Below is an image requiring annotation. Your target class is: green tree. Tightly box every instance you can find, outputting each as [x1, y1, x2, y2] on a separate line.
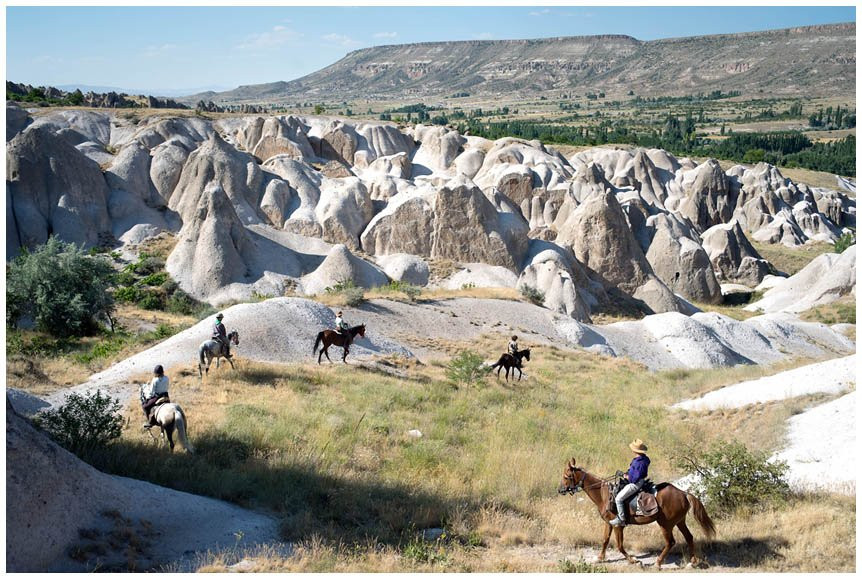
[6, 237, 116, 337]
[67, 89, 84, 106]
[313, 104, 326, 115]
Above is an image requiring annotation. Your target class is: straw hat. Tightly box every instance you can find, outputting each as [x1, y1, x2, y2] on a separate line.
[629, 438, 648, 454]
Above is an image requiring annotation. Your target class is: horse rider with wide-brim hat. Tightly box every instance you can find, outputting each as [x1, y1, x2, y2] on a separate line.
[609, 438, 651, 527]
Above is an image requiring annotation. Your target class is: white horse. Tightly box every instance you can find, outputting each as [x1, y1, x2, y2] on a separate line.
[146, 402, 194, 453]
[198, 329, 239, 377]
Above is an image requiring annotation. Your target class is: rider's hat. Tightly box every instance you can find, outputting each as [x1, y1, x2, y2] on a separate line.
[216, 312, 224, 319]
[629, 438, 648, 454]
[154, 364, 164, 376]
[336, 310, 343, 315]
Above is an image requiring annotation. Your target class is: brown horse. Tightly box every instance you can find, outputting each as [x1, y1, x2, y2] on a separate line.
[490, 348, 531, 381]
[313, 324, 366, 364]
[558, 457, 716, 569]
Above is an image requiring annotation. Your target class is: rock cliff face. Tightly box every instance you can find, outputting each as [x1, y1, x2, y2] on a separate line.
[184, 23, 855, 102]
[6, 109, 855, 317]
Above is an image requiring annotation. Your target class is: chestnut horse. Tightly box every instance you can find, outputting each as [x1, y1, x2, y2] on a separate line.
[313, 324, 366, 364]
[558, 457, 715, 569]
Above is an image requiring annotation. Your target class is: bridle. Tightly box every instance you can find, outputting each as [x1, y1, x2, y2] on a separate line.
[562, 467, 617, 495]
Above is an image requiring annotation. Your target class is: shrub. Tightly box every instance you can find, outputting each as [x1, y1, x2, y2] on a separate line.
[32, 391, 123, 456]
[343, 286, 366, 306]
[445, 350, 486, 387]
[383, 280, 422, 301]
[674, 440, 790, 514]
[558, 558, 608, 573]
[114, 286, 140, 303]
[834, 231, 856, 253]
[325, 279, 365, 306]
[137, 290, 164, 310]
[6, 237, 116, 337]
[138, 272, 169, 287]
[519, 284, 545, 306]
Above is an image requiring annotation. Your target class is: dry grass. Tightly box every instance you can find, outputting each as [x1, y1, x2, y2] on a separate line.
[799, 296, 856, 326]
[751, 240, 835, 276]
[70, 338, 852, 572]
[690, 301, 759, 321]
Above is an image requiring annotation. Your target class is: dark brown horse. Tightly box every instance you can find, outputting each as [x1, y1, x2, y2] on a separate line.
[490, 348, 531, 381]
[313, 324, 366, 364]
[558, 457, 716, 569]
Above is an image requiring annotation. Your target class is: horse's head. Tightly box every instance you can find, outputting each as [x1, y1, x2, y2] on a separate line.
[229, 329, 240, 345]
[356, 324, 366, 338]
[558, 457, 585, 495]
[523, 348, 531, 361]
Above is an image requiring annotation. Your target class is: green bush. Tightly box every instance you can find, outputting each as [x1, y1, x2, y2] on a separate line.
[674, 440, 790, 514]
[139, 272, 169, 286]
[137, 290, 164, 311]
[115, 271, 137, 287]
[558, 559, 608, 573]
[519, 284, 545, 306]
[6, 237, 116, 337]
[32, 391, 123, 456]
[445, 350, 486, 387]
[114, 286, 140, 303]
[325, 279, 366, 306]
[834, 231, 856, 253]
[383, 280, 422, 301]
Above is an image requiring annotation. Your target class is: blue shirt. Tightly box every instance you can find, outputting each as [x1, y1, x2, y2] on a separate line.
[627, 454, 650, 483]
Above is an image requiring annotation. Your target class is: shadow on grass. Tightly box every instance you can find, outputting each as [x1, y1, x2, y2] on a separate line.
[81, 430, 480, 549]
[703, 536, 791, 568]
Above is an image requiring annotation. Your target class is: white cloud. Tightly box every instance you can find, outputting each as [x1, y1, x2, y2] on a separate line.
[473, 32, 493, 40]
[529, 9, 551, 16]
[236, 26, 299, 50]
[373, 31, 398, 39]
[322, 32, 362, 47]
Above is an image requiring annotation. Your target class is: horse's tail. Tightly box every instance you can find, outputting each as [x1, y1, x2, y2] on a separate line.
[313, 331, 324, 355]
[174, 407, 194, 454]
[687, 492, 716, 540]
[198, 343, 206, 377]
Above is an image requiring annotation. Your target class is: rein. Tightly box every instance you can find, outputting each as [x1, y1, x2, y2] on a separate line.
[570, 471, 618, 494]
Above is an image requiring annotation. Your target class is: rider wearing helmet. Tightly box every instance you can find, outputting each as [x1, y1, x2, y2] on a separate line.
[141, 365, 170, 429]
[212, 312, 229, 357]
[609, 439, 651, 527]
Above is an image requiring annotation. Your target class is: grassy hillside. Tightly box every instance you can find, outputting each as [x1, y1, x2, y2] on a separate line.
[69, 335, 853, 572]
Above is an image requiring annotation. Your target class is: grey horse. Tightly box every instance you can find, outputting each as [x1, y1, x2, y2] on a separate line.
[145, 402, 195, 453]
[198, 329, 239, 377]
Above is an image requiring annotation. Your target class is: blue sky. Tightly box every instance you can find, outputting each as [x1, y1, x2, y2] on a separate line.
[6, 6, 856, 95]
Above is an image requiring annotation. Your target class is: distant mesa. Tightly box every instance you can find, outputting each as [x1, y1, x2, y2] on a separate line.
[182, 22, 855, 104]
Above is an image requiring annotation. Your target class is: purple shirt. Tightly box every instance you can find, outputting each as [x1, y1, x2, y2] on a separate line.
[627, 454, 650, 483]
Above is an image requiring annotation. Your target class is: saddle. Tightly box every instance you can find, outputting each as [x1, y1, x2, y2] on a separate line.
[607, 479, 660, 518]
[147, 395, 171, 421]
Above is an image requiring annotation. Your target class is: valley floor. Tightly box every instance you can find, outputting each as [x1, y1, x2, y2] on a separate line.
[7, 316, 855, 571]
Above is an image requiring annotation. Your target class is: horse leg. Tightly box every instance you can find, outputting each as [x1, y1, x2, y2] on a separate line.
[517, 366, 523, 381]
[343, 345, 348, 363]
[324, 346, 333, 363]
[496, 364, 502, 379]
[676, 521, 697, 566]
[598, 522, 612, 562]
[227, 356, 235, 370]
[165, 424, 176, 452]
[655, 524, 676, 570]
[614, 526, 638, 565]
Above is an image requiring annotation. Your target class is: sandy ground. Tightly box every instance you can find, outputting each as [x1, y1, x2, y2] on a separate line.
[673, 355, 856, 410]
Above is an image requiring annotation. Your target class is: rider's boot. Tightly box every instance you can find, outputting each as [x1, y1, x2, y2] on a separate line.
[609, 500, 627, 527]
